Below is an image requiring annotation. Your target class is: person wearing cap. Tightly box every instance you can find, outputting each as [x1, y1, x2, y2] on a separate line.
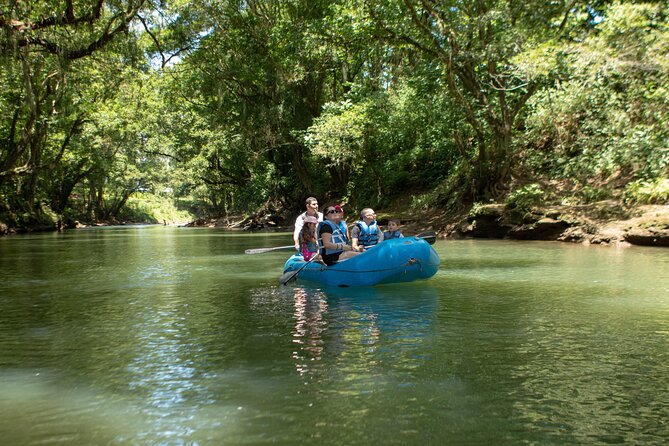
[298, 215, 320, 261]
[293, 196, 323, 250]
[318, 205, 360, 265]
[351, 208, 384, 251]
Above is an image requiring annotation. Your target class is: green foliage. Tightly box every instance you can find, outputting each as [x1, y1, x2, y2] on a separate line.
[505, 184, 544, 210]
[120, 194, 194, 224]
[520, 1, 669, 197]
[410, 160, 474, 213]
[2, 0, 668, 233]
[624, 178, 669, 205]
[468, 202, 489, 218]
[305, 99, 369, 166]
[305, 79, 461, 209]
[0, 0, 155, 226]
[576, 186, 613, 204]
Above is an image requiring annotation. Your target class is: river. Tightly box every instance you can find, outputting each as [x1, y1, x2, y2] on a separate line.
[1, 226, 668, 444]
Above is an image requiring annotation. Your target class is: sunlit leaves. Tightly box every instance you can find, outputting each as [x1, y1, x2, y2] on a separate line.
[510, 41, 567, 81]
[521, 1, 669, 193]
[304, 99, 369, 166]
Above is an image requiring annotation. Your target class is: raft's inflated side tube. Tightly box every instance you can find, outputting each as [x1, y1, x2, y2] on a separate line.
[282, 237, 440, 287]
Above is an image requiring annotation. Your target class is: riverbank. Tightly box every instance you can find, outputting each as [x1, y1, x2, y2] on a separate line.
[0, 217, 190, 237]
[423, 202, 669, 248]
[184, 201, 669, 249]
[3, 201, 667, 248]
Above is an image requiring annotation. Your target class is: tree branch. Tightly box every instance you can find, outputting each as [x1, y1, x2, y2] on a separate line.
[0, 164, 34, 179]
[559, 1, 578, 32]
[9, 1, 146, 60]
[9, 1, 105, 31]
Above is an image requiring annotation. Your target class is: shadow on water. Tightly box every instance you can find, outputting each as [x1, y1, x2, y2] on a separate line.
[247, 282, 440, 375]
[241, 283, 488, 444]
[291, 283, 440, 371]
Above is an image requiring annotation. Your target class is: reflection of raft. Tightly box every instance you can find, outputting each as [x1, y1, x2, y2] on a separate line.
[282, 237, 441, 287]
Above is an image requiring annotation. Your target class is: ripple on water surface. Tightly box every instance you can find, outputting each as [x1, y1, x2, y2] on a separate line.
[0, 231, 668, 444]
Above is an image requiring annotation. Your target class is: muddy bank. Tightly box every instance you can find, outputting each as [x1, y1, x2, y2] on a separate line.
[439, 202, 669, 248]
[5, 202, 665, 249]
[183, 213, 285, 231]
[185, 202, 669, 249]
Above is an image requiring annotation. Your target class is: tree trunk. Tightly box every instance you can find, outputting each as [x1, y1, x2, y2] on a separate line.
[327, 164, 351, 196]
[290, 143, 314, 192]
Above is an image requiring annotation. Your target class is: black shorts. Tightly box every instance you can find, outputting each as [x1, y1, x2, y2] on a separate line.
[321, 251, 341, 265]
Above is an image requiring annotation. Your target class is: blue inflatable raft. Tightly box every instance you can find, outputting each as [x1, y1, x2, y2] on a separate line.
[282, 236, 440, 287]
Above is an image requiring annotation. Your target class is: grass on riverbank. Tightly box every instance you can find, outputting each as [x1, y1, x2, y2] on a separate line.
[119, 194, 194, 225]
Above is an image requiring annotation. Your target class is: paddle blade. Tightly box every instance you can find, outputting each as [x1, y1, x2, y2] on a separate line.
[416, 231, 437, 245]
[420, 235, 436, 244]
[245, 245, 294, 254]
[279, 255, 318, 285]
[279, 270, 299, 285]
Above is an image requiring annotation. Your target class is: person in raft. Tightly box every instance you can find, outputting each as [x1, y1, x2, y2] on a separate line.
[298, 216, 320, 262]
[351, 208, 384, 252]
[318, 205, 360, 265]
[383, 218, 404, 240]
[293, 196, 323, 250]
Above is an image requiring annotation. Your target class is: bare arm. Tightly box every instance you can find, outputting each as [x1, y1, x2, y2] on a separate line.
[293, 217, 303, 248]
[350, 225, 362, 251]
[321, 232, 353, 252]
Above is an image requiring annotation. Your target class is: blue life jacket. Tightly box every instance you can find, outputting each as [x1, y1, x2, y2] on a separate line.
[383, 230, 403, 240]
[318, 220, 348, 255]
[355, 221, 380, 248]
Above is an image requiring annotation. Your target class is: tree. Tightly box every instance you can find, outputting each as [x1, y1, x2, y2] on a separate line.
[520, 1, 669, 200]
[157, 0, 364, 211]
[0, 0, 149, 216]
[370, 0, 597, 199]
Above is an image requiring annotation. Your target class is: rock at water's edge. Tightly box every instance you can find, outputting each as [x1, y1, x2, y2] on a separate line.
[455, 203, 669, 247]
[624, 229, 669, 247]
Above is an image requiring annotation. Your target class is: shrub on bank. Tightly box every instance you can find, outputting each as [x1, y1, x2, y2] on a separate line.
[505, 184, 544, 211]
[624, 178, 669, 205]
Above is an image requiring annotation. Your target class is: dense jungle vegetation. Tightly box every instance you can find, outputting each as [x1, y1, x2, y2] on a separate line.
[1, 1, 667, 232]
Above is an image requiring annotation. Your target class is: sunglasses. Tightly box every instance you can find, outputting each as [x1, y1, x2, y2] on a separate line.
[326, 209, 341, 215]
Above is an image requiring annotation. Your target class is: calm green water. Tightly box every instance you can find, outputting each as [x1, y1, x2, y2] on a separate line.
[1, 226, 668, 445]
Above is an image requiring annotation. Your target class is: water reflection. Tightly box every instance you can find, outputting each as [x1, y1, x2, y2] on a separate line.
[286, 285, 439, 381]
[291, 287, 328, 375]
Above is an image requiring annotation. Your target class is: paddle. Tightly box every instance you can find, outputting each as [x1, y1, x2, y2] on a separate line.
[416, 230, 437, 245]
[245, 245, 295, 255]
[279, 254, 318, 285]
